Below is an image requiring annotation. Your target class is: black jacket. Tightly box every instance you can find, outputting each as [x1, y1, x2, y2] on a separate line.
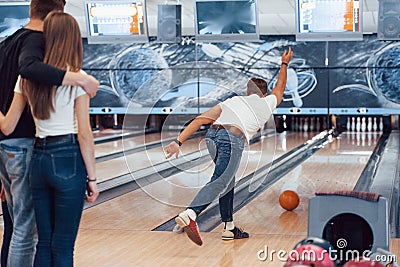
[0, 28, 66, 140]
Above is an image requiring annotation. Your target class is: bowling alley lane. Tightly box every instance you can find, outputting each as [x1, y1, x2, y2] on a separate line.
[95, 135, 206, 183]
[79, 132, 312, 232]
[213, 132, 381, 238]
[92, 128, 142, 142]
[94, 131, 179, 158]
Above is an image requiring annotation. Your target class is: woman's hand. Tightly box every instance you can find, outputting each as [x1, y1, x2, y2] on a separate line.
[86, 181, 99, 203]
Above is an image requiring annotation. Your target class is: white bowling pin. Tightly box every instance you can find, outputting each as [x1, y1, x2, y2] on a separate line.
[373, 117, 378, 131]
[351, 117, 356, 132]
[310, 117, 314, 132]
[323, 117, 327, 130]
[316, 117, 320, 132]
[283, 115, 287, 130]
[303, 117, 309, 132]
[361, 117, 366, 132]
[356, 117, 361, 132]
[379, 117, 384, 132]
[293, 117, 297, 131]
[346, 117, 351, 131]
[299, 117, 303, 132]
[367, 117, 372, 132]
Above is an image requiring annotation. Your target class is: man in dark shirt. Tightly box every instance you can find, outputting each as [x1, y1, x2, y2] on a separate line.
[0, 0, 99, 266]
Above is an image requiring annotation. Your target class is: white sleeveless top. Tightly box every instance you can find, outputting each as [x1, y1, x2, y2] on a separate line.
[14, 76, 86, 138]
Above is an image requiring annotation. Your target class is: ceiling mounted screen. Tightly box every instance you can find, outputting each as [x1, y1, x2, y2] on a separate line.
[296, 0, 363, 41]
[194, 0, 259, 43]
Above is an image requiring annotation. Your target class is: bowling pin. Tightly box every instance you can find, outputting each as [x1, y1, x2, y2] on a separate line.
[316, 117, 320, 132]
[351, 117, 356, 132]
[356, 117, 361, 132]
[367, 117, 372, 132]
[361, 117, 366, 132]
[346, 117, 351, 131]
[309, 117, 314, 132]
[373, 117, 378, 131]
[322, 117, 327, 130]
[303, 117, 309, 132]
[299, 117, 303, 132]
[279, 131, 287, 151]
[379, 117, 384, 132]
[283, 115, 287, 130]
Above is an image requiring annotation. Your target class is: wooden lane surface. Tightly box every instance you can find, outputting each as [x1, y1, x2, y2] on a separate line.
[75, 230, 302, 267]
[79, 132, 310, 232]
[210, 132, 380, 240]
[92, 128, 130, 139]
[74, 230, 400, 266]
[74, 132, 400, 266]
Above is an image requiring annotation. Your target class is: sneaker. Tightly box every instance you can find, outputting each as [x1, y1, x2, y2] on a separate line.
[172, 224, 184, 234]
[175, 212, 203, 246]
[222, 226, 249, 241]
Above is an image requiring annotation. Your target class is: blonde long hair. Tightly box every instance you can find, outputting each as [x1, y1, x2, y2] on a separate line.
[21, 11, 83, 120]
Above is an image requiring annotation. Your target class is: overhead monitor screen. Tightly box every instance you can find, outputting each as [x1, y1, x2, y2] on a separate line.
[195, 0, 259, 42]
[296, 0, 362, 41]
[85, 0, 148, 44]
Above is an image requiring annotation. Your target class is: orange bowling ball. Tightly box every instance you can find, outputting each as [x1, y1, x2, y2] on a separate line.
[279, 190, 300, 211]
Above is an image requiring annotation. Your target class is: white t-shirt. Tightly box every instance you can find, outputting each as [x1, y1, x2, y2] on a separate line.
[214, 94, 277, 141]
[14, 76, 87, 138]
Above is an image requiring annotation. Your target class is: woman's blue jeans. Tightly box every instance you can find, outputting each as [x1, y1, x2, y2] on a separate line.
[30, 135, 86, 267]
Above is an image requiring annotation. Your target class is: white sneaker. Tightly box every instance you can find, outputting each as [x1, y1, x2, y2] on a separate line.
[172, 224, 184, 234]
[175, 210, 203, 246]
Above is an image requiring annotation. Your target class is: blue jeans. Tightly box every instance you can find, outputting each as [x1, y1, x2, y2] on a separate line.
[0, 138, 36, 267]
[30, 135, 86, 267]
[190, 128, 244, 222]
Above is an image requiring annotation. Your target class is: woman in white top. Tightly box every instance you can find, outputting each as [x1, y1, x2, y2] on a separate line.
[0, 11, 98, 266]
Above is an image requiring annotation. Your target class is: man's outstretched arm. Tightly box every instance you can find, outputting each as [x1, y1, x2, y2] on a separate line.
[164, 104, 222, 159]
[18, 33, 99, 97]
[61, 72, 99, 98]
[271, 47, 294, 105]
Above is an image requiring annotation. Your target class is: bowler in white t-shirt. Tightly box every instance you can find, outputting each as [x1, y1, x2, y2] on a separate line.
[164, 48, 294, 246]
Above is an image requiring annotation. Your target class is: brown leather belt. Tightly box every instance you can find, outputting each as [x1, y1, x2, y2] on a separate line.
[211, 124, 244, 138]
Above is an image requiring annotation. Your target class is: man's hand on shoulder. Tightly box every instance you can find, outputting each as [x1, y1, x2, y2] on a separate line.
[80, 74, 99, 98]
[63, 71, 99, 98]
